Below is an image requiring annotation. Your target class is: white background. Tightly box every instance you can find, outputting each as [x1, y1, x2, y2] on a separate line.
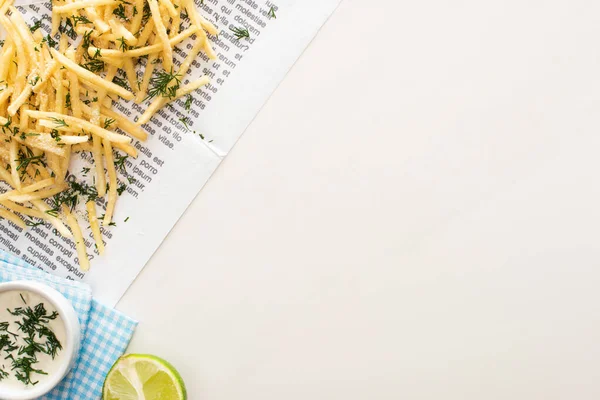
[118, 1, 600, 398]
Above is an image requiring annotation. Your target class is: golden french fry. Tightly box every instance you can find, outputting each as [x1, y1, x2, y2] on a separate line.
[137, 77, 209, 125]
[19, 178, 55, 193]
[9, 139, 20, 190]
[148, 0, 172, 71]
[27, 110, 132, 144]
[62, 204, 90, 271]
[54, 0, 116, 13]
[72, 142, 93, 152]
[86, 200, 105, 255]
[50, 49, 134, 100]
[102, 138, 117, 226]
[0, 206, 25, 228]
[3, 183, 67, 203]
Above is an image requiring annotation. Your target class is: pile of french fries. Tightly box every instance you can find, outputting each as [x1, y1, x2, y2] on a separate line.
[0, 0, 215, 270]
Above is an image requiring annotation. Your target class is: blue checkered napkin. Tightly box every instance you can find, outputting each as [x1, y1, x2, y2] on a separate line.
[66, 301, 137, 399]
[0, 250, 137, 400]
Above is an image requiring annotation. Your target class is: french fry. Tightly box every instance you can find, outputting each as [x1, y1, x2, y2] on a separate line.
[135, 53, 158, 103]
[85, 6, 110, 32]
[86, 200, 105, 255]
[112, 142, 137, 157]
[0, 163, 14, 186]
[122, 58, 138, 95]
[8, 9, 38, 66]
[147, 0, 172, 71]
[59, 144, 71, 182]
[26, 111, 133, 144]
[0, 88, 12, 108]
[169, 0, 180, 39]
[137, 19, 155, 47]
[72, 142, 93, 152]
[68, 70, 82, 118]
[102, 138, 117, 226]
[129, 0, 144, 34]
[137, 77, 209, 125]
[9, 139, 20, 190]
[19, 178, 55, 193]
[158, 0, 177, 17]
[62, 204, 90, 271]
[109, 19, 137, 46]
[0, 41, 14, 81]
[0, 206, 25, 228]
[2, 183, 67, 203]
[12, 133, 68, 157]
[54, 0, 116, 13]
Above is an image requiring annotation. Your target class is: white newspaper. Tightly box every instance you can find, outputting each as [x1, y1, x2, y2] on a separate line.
[0, 0, 342, 306]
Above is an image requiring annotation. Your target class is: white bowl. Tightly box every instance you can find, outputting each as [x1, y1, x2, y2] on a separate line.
[0, 281, 81, 400]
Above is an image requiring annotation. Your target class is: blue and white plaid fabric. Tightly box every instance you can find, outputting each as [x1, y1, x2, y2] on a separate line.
[0, 249, 137, 400]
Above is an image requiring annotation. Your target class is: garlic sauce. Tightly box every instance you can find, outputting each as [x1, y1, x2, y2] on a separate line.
[0, 290, 66, 390]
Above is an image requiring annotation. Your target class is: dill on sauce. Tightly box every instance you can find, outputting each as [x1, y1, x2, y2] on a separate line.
[0, 296, 63, 386]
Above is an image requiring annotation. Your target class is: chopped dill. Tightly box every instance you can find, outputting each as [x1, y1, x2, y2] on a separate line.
[230, 26, 250, 40]
[113, 3, 129, 21]
[112, 76, 130, 90]
[146, 70, 181, 100]
[141, 1, 151, 25]
[81, 58, 105, 73]
[184, 94, 193, 111]
[103, 118, 116, 129]
[42, 34, 57, 49]
[50, 118, 68, 128]
[72, 15, 92, 26]
[29, 19, 42, 33]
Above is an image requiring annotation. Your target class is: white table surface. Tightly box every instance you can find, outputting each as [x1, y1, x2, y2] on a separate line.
[117, 1, 600, 398]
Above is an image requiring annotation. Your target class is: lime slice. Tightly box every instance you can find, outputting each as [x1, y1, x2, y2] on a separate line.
[103, 354, 187, 400]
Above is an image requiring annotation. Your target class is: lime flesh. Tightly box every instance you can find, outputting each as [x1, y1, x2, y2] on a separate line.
[103, 354, 187, 400]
